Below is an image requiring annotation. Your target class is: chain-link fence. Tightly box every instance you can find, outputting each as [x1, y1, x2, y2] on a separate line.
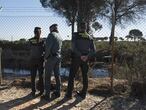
[1, 15, 146, 41]
[0, 16, 72, 41]
[0, 15, 146, 85]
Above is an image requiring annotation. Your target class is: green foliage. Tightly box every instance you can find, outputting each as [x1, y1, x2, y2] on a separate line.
[1, 38, 146, 82]
[40, 0, 105, 33]
[114, 41, 146, 83]
[40, 0, 78, 25]
[101, 0, 146, 44]
[102, 0, 146, 25]
[92, 22, 102, 31]
[0, 40, 29, 50]
[94, 41, 109, 50]
[62, 40, 71, 49]
[129, 29, 143, 41]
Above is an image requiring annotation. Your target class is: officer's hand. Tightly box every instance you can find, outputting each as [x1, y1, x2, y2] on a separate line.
[84, 56, 88, 61]
[81, 56, 88, 62]
[81, 56, 85, 61]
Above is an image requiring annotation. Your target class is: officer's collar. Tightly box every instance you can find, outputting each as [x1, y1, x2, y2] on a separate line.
[34, 36, 42, 42]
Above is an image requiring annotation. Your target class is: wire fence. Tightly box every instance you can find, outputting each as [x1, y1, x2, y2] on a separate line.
[0, 16, 72, 41]
[0, 11, 146, 41]
[0, 14, 146, 84]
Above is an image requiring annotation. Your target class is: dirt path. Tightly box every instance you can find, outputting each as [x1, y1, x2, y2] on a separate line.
[0, 86, 105, 110]
[0, 78, 146, 110]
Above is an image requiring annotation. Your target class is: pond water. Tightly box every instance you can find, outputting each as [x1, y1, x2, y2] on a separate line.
[3, 67, 109, 78]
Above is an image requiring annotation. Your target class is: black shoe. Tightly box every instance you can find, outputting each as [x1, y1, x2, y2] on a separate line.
[38, 91, 44, 96]
[76, 91, 86, 99]
[65, 93, 72, 99]
[52, 92, 60, 98]
[30, 92, 35, 97]
[41, 94, 50, 101]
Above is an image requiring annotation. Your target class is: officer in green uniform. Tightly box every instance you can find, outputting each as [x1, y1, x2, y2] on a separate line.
[29, 27, 44, 96]
[66, 22, 96, 99]
[43, 24, 62, 100]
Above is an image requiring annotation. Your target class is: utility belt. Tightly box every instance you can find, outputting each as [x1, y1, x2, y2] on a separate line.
[71, 52, 88, 58]
[81, 53, 88, 56]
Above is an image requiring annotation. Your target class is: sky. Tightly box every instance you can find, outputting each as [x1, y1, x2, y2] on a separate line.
[0, 0, 146, 41]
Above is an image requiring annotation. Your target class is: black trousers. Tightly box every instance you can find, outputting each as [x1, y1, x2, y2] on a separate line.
[30, 59, 44, 93]
[67, 57, 89, 96]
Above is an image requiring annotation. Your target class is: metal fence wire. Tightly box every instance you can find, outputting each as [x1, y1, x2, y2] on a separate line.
[0, 15, 146, 83]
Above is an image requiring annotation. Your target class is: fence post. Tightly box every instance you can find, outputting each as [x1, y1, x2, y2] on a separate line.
[0, 48, 2, 85]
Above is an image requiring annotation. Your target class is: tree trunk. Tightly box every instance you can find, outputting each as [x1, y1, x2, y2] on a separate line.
[0, 48, 2, 85]
[71, 17, 75, 40]
[110, 4, 116, 91]
[77, 0, 85, 31]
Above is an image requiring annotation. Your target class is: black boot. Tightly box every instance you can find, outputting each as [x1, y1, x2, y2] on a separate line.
[76, 91, 86, 99]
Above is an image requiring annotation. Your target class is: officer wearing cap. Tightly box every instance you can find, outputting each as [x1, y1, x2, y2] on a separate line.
[29, 27, 45, 96]
[66, 22, 96, 99]
[43, 24, 62, 100]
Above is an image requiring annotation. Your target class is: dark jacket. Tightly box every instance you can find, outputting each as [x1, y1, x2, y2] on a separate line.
[45, 32, 62, 59]
[29, 37, 45, 60]
[72, 32, 96, 57]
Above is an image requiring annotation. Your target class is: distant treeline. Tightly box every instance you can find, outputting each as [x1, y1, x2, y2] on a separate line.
[0, 40, 72, 69]
[1, 39, 144, 70]
[0, 41, 30, 69]
[0, 40, 110, 70]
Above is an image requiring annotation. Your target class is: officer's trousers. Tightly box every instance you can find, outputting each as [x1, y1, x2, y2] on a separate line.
[44, 57, 61, 96]
[30, 59, 44, 93]
[67, 57, 89, 96]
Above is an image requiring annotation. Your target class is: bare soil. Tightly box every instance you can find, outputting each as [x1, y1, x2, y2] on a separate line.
[0, 77, 146, 110]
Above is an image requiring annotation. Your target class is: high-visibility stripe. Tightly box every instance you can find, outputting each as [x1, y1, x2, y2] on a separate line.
[79, 32, 89, 38]
[30, 39, 43, 44]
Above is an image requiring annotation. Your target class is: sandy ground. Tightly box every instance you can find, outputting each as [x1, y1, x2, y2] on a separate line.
[0, 77, 146, 110]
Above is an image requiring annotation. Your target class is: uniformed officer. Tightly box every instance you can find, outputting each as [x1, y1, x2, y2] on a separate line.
[43, 24, 62, 100]
[29, 27, 44, 96]
[66, 22, 96, 99]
